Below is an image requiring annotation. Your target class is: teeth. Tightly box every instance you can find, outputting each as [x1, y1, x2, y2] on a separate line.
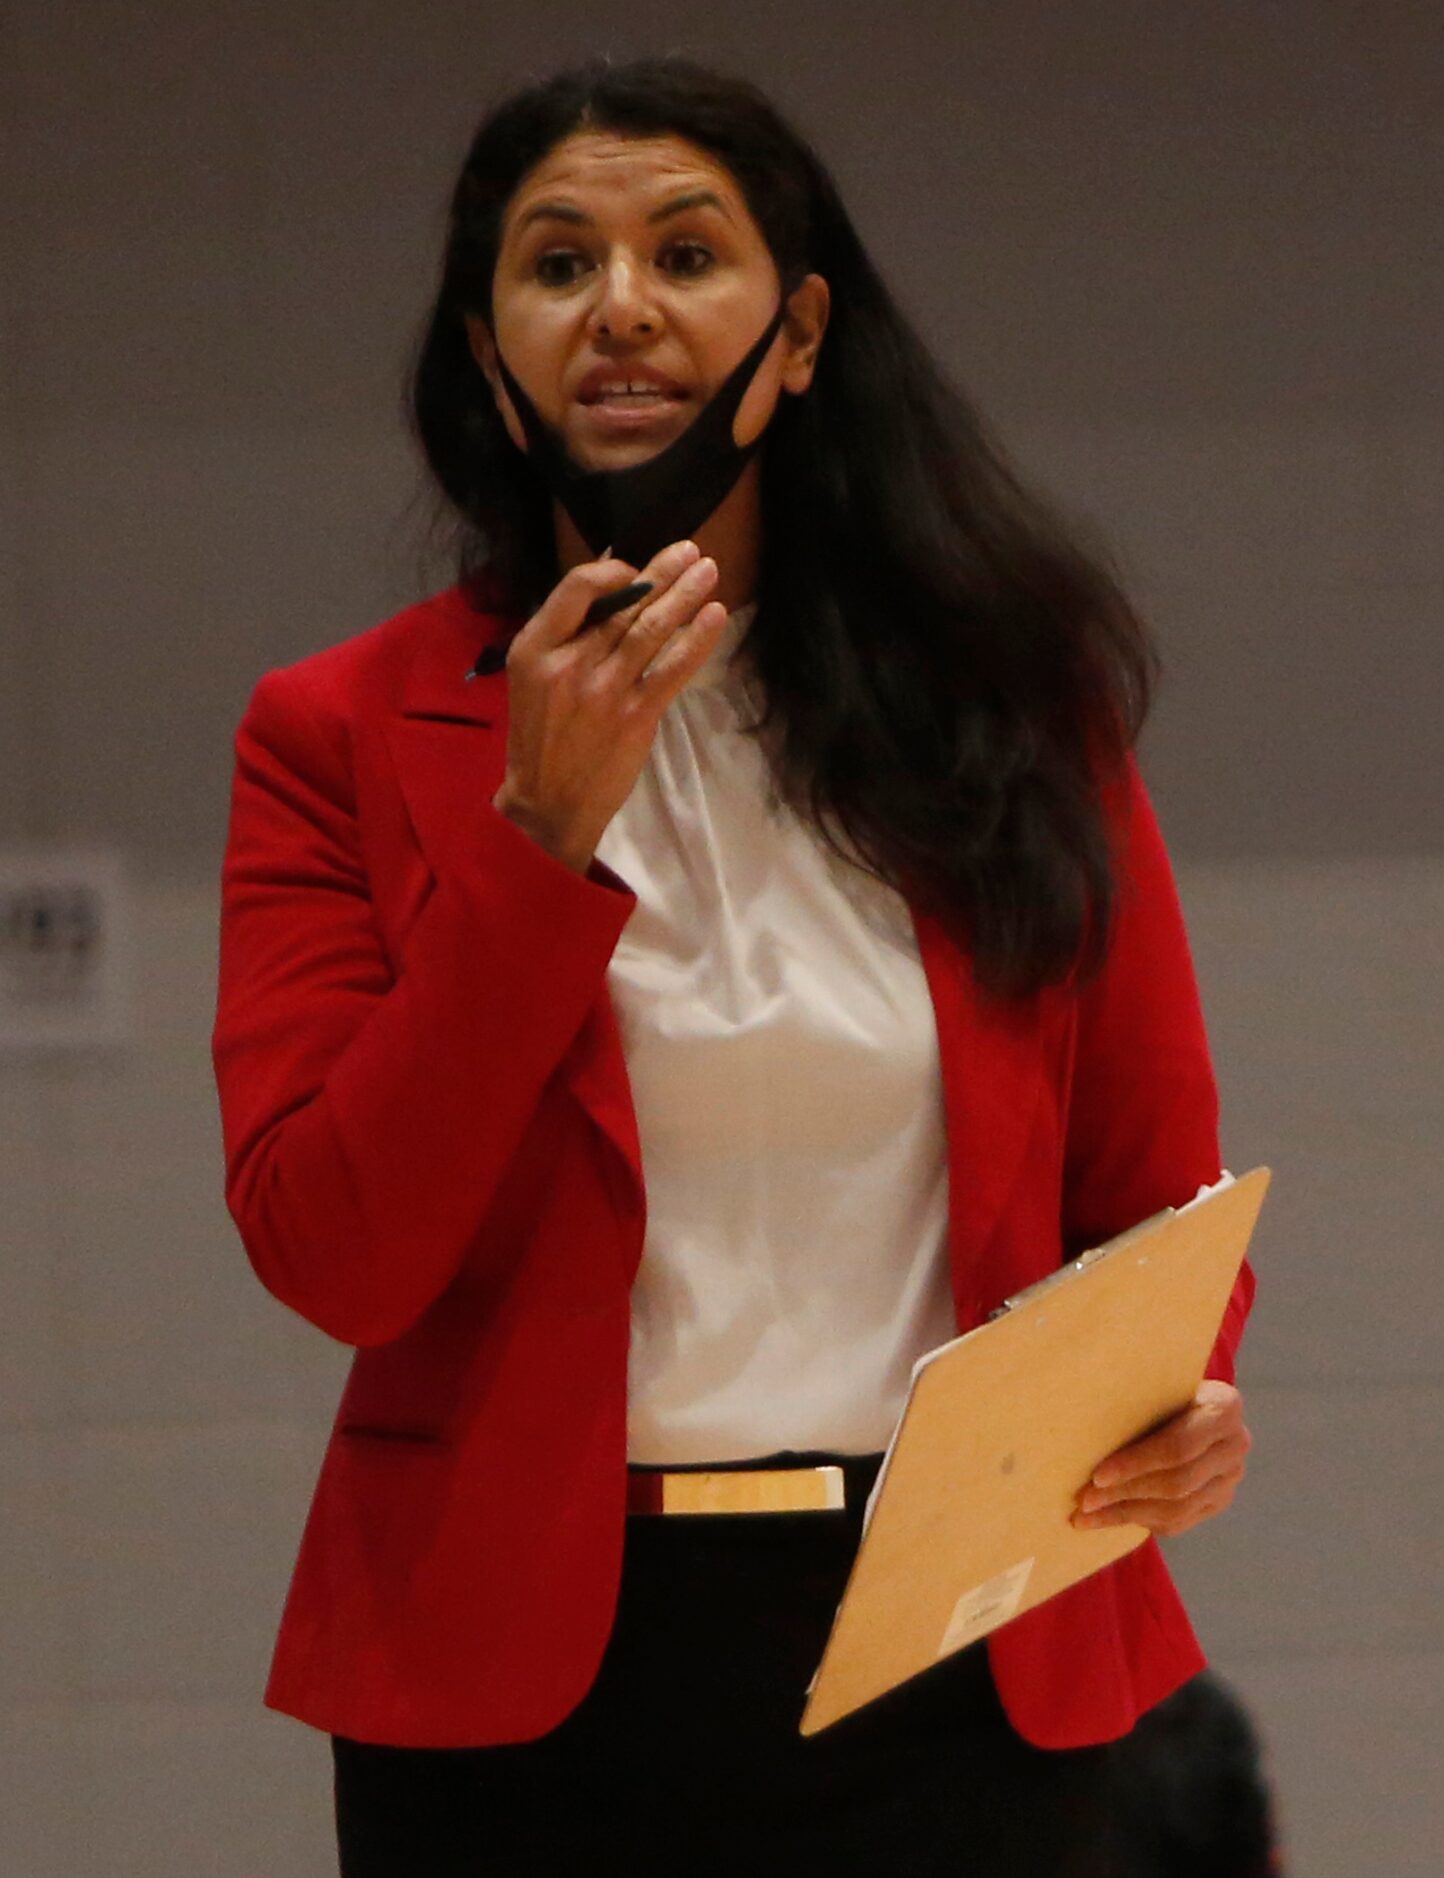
[593, 384, 672, 400]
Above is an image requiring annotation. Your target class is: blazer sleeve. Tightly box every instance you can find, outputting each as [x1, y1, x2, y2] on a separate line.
[1061, 753, 1255, 1385]
[211, 665, 638, 1348]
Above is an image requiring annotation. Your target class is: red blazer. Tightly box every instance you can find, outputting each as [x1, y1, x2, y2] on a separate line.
[212, 583, 1254, 1752]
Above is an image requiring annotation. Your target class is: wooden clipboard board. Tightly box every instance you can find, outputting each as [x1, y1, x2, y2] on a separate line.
[799, 1166, 1271, 1736]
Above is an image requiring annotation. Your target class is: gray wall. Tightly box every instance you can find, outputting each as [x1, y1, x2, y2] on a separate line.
[2, 3, 1440, 1873]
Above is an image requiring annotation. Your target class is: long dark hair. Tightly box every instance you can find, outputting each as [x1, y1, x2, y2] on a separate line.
[409, 53, 1159, 1003]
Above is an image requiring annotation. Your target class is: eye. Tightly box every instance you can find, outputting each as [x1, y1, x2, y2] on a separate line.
[661, 241, 714, 276]
[535, 249, 586, 286]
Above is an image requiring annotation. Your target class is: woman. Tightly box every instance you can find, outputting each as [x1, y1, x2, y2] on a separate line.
[212, 53, 1255, 1876]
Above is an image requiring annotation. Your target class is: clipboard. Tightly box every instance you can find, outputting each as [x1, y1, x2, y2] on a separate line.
[798, 1166, 1271, 1736]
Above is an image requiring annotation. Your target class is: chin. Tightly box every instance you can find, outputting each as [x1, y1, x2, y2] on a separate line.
[569, 434, 673, 470]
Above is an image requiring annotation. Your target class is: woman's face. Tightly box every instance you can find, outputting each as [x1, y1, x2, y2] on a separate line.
[466, 129, 828, 473]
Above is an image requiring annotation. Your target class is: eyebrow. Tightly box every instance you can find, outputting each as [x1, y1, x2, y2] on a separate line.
[512, 188, 732, 237]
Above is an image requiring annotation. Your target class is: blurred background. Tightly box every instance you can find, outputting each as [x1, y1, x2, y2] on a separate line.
[2, 3, 1439, 1871]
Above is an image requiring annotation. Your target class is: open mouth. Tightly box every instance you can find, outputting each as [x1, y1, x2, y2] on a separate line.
[580, 392, 689, 429]
[582, 390, 686, 410]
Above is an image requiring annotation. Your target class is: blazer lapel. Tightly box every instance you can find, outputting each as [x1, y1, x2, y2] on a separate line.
[386, 599, 510, 850]
[383, 596, 648, 1224]
[912, 905, 1051, 1327]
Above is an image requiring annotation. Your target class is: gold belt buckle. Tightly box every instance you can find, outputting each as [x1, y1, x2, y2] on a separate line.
[653, 1464, 846, 1515]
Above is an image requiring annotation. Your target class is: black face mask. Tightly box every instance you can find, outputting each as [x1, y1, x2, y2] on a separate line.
[490, 294, 792, 572]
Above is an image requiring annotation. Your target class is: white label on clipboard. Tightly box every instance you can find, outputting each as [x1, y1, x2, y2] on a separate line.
[937, 1557, 1034, 1658]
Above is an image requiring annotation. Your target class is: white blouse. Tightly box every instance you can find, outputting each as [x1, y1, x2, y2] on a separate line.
[593, 602, 958, 1465]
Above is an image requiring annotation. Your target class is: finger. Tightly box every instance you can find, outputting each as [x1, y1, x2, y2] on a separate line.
[527, 558, 644, 651]
[1079, 1438, 1247, 1510]
[1092, 1390, 1243, 1489]
[1090, 1422, 1208, 1491]
[578, 538, 706, 653]
[1072, 1480, 1237, 1538]
[627, 599, 731, 701]
[583, 579, 655, 627]
[582, 532, 715, 628]
[605, 553, 720, 682]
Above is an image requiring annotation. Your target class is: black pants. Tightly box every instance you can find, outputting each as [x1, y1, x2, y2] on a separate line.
[333, 1450, 1115, 1875]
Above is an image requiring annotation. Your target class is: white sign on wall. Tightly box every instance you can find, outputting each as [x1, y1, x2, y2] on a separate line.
[0, 848, 133, 1050]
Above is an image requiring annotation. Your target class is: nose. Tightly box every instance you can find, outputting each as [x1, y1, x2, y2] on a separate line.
[585, 252, 661, 338]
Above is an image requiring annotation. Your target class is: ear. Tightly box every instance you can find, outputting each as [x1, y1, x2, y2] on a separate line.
[463, 312, 529, 453]
[781, 273, 830, 397]
[463, 313, 499, 394]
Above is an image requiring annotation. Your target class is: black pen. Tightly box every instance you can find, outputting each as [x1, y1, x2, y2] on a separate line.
[583, 579, 653, 627]
[467, 562, 652, 678]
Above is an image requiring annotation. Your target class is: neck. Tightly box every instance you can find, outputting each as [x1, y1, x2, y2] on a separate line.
[554, 456, 762, 617]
